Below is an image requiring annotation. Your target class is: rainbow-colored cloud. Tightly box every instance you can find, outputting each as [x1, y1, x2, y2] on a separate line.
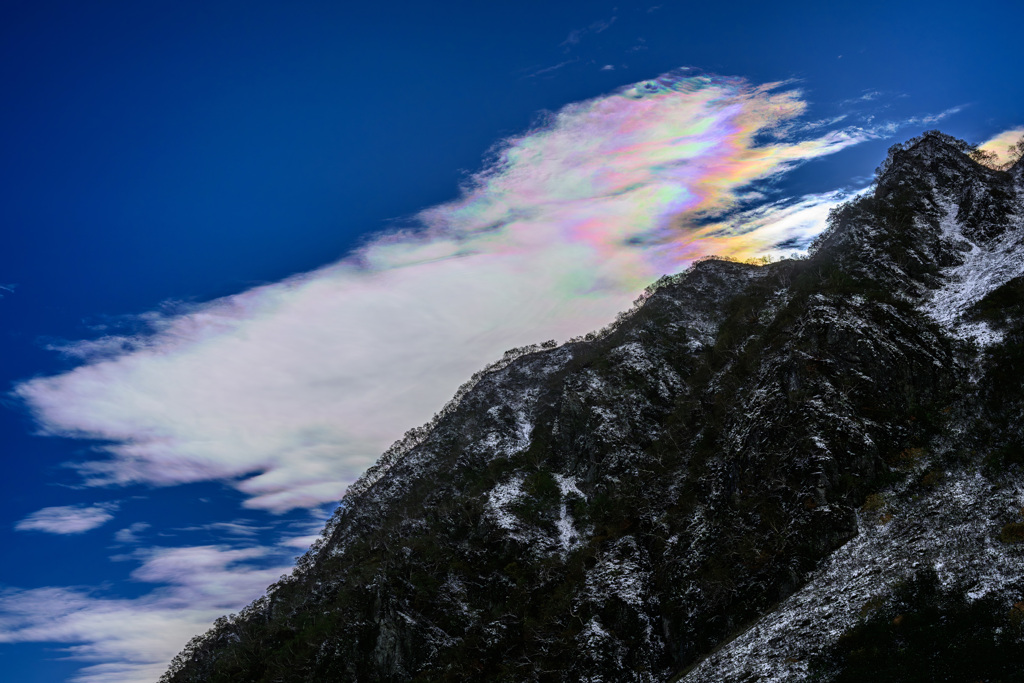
[15, 72, 868, 512]
[978, 126, 1024, 167]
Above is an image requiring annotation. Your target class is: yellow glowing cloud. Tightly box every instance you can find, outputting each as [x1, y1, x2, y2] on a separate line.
[978, 127, 1024, 167]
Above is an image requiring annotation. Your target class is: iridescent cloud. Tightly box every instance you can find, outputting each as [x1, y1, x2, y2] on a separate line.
[14, 72, 868, 513]
[978, 126, 1024, 166]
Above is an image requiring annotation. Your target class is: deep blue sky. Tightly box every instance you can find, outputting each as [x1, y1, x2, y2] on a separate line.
[2, 1, 1022, 680]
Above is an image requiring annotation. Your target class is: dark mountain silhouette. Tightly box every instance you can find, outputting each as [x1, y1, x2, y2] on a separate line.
[162, 131, 1024, 682]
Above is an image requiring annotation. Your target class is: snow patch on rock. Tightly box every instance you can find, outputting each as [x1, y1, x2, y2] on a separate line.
[486, 474, 526, 532]
[921, 195, 1024, 346]
[682, 461, 1024, 682]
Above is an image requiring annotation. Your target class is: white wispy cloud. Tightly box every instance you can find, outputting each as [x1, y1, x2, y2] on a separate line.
[838, 90, 884, 107]
[525, 58, 580, 78]
[0, 545, 291, 683]
[11, 72, 882, 515]
[561, 16, 617, 47]
[280, 534, 321, 550]
[869, 105, 965, 135]
[177, 520, 271, 537]
[15, 503, 119, 535]
[691, 189, 865, 258]
[113, 522, 150, 544]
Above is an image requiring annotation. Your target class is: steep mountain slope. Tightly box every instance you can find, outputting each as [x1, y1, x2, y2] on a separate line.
[162, 132, 1024, 682]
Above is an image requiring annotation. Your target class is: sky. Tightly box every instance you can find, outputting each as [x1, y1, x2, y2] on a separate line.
[1, 1, 1022, 680]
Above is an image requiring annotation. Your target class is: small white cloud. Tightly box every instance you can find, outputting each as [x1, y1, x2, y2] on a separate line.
[114, 522, 150, 544]
[15, 503, 119, 535]
[601, 64, 615, 71]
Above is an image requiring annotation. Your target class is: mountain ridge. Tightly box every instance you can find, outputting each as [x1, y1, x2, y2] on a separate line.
[162, 131, 1024, 682]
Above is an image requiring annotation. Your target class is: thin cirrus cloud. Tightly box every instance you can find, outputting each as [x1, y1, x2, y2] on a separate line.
[0, 545, 292, 683]
[14, 503, 119, 535]
[15, 71, 878, 514]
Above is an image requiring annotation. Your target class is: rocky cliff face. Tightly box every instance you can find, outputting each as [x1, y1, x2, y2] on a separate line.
[162, 132, 1024, 682]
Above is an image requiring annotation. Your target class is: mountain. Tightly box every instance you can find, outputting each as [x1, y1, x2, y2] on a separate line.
[161, 131, 1024, 682]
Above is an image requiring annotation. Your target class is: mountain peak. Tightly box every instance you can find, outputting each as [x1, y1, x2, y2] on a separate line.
[875, 130, 981, 191]
[163, 134, 1024, 683]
